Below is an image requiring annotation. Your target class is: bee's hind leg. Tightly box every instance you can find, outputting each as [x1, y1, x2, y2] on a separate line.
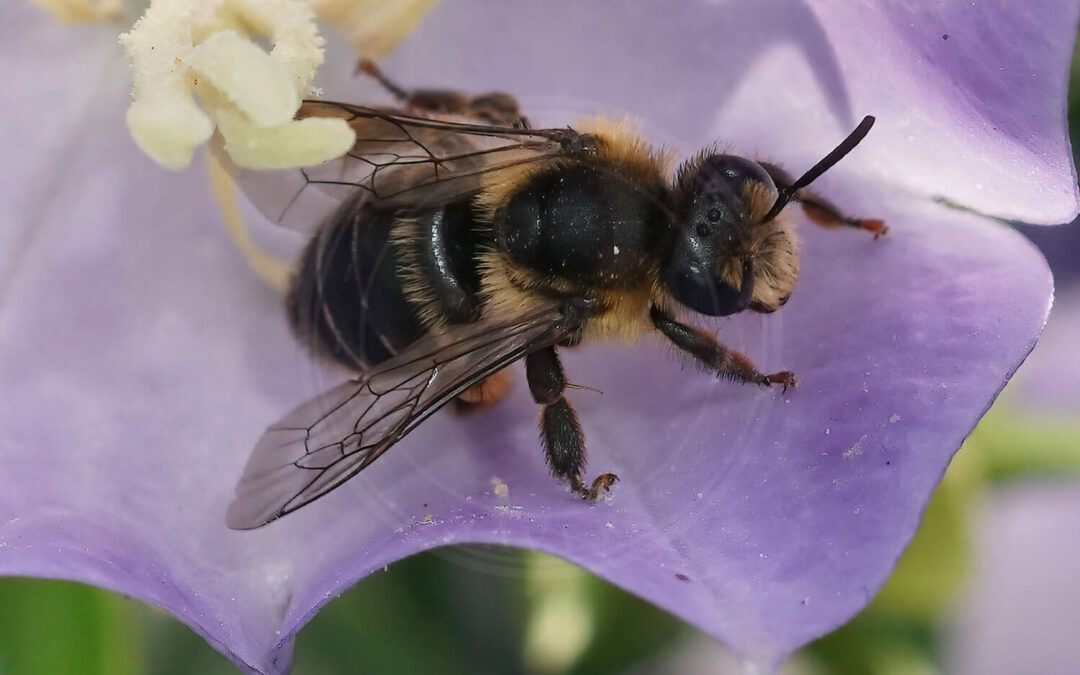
[356, 58, 529, 128]
[454, 368, 514, 413]
[759, 162, 887, 237]
[525, 346, 618, 500]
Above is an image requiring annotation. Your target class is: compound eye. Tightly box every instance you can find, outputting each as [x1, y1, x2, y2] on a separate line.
[700, 155, 775, 191]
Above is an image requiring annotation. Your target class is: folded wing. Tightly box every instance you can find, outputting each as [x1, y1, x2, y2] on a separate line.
[226, 303, 569, 529]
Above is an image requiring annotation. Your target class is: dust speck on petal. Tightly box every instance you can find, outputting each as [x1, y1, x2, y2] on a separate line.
[843, 435, 868, 459]
[494, 505, 524, 519]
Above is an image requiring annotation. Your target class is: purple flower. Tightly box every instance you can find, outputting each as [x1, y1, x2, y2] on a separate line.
[1, 1, 1076, 672]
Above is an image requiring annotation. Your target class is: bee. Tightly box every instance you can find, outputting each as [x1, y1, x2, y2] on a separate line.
[224, 62, 886, 529]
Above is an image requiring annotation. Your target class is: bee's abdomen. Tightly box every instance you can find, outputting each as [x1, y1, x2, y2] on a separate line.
[287, 196, 427, 370]
[399, 200, 487, 325]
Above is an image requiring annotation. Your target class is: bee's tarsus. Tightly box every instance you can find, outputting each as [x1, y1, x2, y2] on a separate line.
[859, 219, 889, 238]
[586, 473, 619, 500]
[569, 472, 618, 501]
[765, 371, 797, 393]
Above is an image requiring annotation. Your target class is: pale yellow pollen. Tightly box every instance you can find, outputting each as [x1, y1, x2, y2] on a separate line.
[184, 30, 300, 127]
[212, 103, 357, 169]
[119, 0, 356, 171]
[491, 476, 510, 498]
[29, 0, 122, 23]
[309, 0, 441, 59]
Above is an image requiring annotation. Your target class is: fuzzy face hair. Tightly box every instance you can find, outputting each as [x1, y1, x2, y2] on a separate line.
[669, 151, 800, 315]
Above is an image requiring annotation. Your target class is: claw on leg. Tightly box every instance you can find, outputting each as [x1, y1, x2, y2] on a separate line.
[571, 472, 618, 501]
[587, 473, 619, 500]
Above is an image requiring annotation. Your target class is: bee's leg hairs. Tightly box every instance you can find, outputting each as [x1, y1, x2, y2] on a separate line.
[649, 306, 796, 391]
[525, 345, 618, 500]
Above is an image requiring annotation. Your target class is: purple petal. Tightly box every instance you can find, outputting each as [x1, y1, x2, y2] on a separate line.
[0, 15, 120, 283]
[0, 2, 1067, 673]
[798, 0, 1080, 224]
[0, 123, 1052, 670]
[1007, 288, 1080, 413]
[369, 0, 1079, 224]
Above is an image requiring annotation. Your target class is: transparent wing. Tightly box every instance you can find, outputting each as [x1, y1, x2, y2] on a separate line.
[226, 304, 570, 529]
[226, 101, 585, 232]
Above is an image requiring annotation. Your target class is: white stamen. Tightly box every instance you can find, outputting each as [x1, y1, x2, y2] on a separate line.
[119, 0, 356, 170]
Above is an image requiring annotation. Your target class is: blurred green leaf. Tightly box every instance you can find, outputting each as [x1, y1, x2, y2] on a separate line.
[518, 551, 684, 675]
[806, 612, 940, 675]
[0, 579, 142, 675]
[569, 572, 684, 675]
[969, 408, 1080, 481]
[294, 549, 519, 675]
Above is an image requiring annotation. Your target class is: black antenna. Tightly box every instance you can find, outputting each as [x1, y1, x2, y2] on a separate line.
[762, 115, 876, 223]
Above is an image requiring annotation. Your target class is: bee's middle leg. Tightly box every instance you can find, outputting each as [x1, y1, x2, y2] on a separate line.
[525, 346, 617, 500]
[650, 307, 796, 390]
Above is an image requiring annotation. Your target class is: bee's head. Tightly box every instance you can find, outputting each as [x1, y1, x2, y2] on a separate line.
[661, 115, 877, 317]
[662, 153, 798, 316]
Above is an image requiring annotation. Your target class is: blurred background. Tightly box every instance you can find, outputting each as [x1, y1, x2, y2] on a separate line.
[2, 18, 1079, 675]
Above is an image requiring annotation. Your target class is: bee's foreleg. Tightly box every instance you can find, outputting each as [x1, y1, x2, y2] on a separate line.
[525, 346, 618, 500]
[759, 162, 887, 237]
[649, 307, 796, 391]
